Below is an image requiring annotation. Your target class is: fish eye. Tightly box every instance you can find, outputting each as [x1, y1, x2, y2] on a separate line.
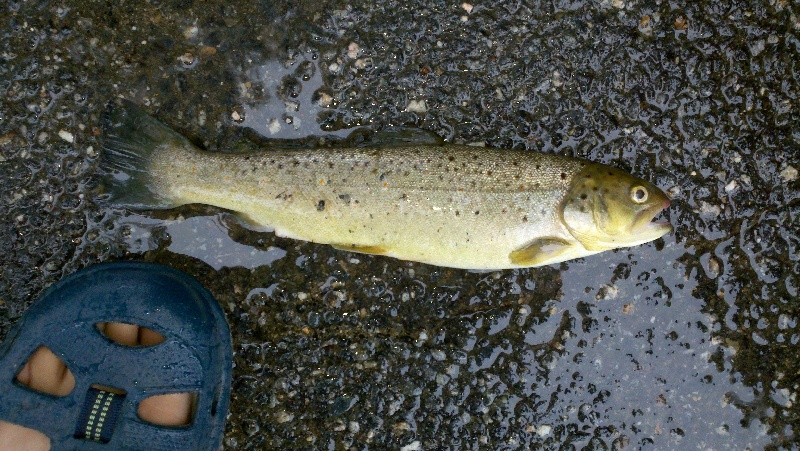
[630, 186, 649, 203]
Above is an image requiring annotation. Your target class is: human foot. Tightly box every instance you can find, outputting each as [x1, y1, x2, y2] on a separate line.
[0, 323, 195, 451]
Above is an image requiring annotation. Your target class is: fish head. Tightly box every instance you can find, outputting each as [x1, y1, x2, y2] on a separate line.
[561, 163, 672, 252]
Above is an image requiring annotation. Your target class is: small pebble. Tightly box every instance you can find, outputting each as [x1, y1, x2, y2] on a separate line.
[400, 441, 421, 451]
[347, 42, 360, 59]
[318, 93, 334, 107]
[405, 99, 427, 113]
[199, 45, 217, 56]
[552, 70, 564, 87]
[268, 118, 282, 135]
[708, 256, 721, 278]
[183, 25, 199, 39]
[177, 52, 195, 66]
[58, 130, 74, 143]
[780, 165, 797, 182]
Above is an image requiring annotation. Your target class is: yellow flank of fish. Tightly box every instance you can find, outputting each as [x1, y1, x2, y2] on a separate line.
[100, 100, 672, 270]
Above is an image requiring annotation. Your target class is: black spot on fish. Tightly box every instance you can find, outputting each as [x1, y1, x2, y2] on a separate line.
[278, 163, 284, 169]
[329, 162, 335, 169]
[487, 170, 493, 176]
[455, 210, 460, 216]
[593, 186, 599, 191]
[560, 173, 567, 180]
[474, 211, 480, 215]
[244, 156, 251, 161]
[535, 164, 540, 170]
[379, 173, 386, 181]
[317, 200, 325, 211]
[580, 193, 588, 200]
[339, 194, 351, 203]
[448, 155, 455, 162]
[522, 216, 528, 222]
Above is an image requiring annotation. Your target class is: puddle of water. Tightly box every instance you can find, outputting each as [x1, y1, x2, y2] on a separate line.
[237, 55, 358, 139]
[117, 213, 286, 270]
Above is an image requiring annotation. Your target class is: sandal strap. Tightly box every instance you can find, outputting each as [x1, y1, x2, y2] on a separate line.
[74, 387, 126, 443]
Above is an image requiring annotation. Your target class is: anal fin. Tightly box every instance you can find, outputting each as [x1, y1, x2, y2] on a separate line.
[332, 243, 388, 255]
[509, 237, 574, 267]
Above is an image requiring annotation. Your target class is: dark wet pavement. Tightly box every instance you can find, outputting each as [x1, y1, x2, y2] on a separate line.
[1, 1, 798, 449]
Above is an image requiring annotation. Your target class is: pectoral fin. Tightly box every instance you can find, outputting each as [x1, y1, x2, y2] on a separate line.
[332, 243, 388, 255]
[509, 237, 574, 267]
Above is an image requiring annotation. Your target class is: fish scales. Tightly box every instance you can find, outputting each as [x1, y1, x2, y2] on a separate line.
[150, 145, 583, 269]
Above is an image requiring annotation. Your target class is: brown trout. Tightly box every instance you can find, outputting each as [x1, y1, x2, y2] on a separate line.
[99, 100, 672, 270]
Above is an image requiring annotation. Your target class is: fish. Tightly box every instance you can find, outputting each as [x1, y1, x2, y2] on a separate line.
[98, 99, 672, 270]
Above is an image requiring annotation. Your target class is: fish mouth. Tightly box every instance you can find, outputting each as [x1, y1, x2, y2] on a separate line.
[631, 197, 673, 239]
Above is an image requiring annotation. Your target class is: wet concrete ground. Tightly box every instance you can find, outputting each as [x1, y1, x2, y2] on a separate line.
[1, 0, 798, 449]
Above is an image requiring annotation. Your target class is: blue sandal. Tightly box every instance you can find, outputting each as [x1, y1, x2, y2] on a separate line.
[0, 262, 232, 450]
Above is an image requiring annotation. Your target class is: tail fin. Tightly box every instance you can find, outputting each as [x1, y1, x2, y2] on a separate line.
[98, 99, 194, 209]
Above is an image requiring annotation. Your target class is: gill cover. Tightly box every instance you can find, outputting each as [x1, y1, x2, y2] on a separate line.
[560, 163, 671, 251]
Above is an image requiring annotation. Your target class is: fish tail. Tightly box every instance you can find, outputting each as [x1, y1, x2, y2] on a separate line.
[98, 99, 193, 209]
